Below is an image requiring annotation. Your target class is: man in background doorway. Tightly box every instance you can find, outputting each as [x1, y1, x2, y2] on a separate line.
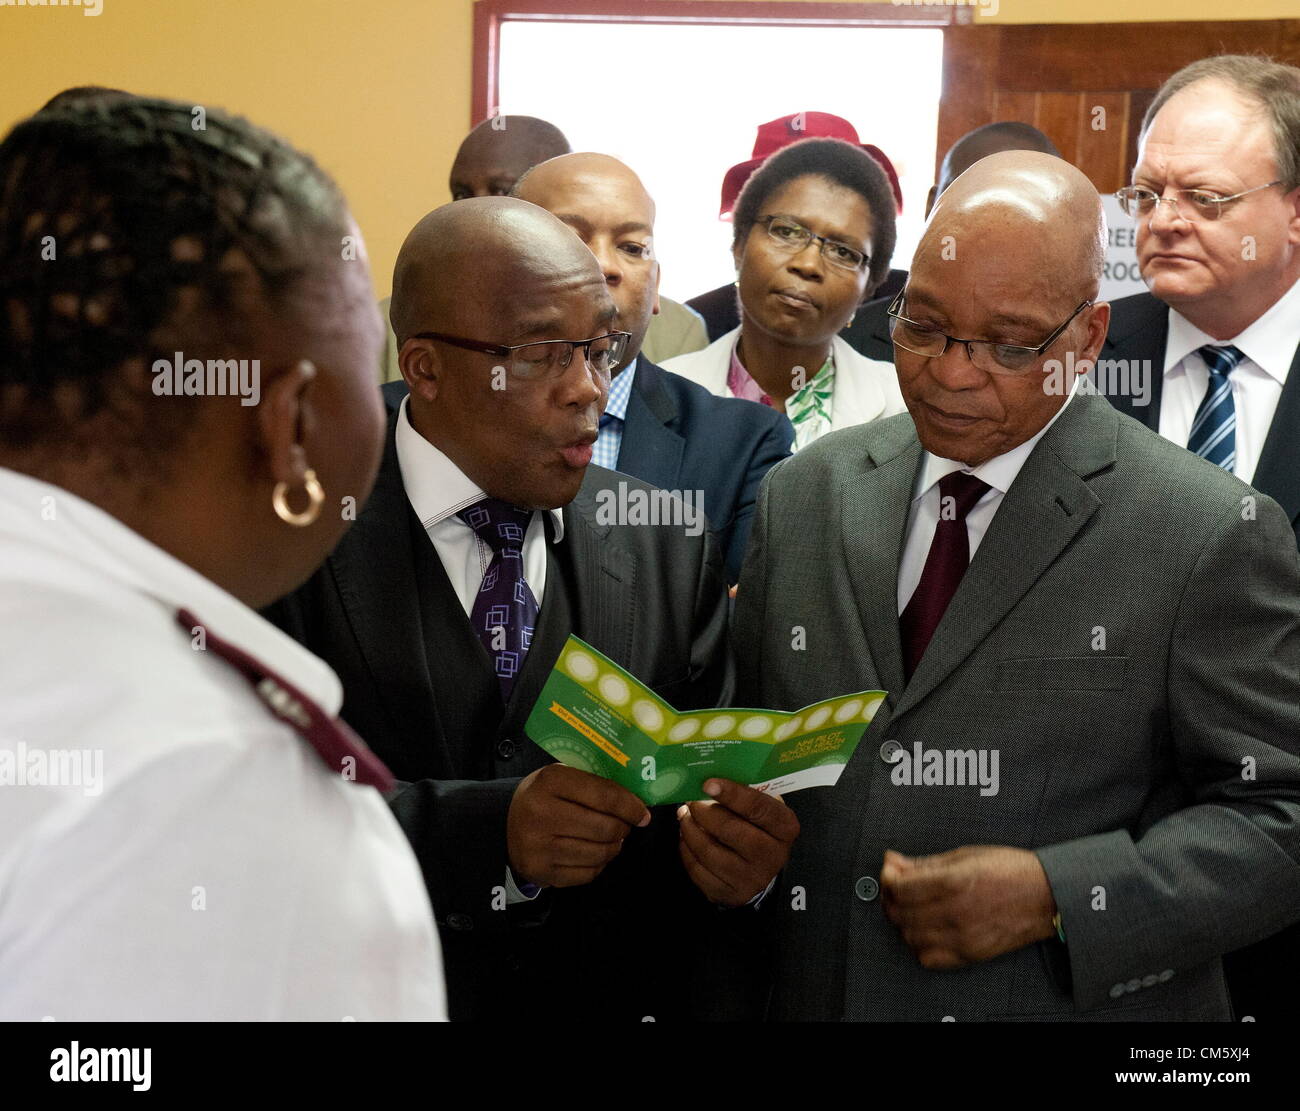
[379, 115, 707, 381]
[844, 121, 1060, 362]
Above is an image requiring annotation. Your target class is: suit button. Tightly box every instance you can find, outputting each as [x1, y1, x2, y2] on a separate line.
[1109, 983, 1126, 999]
[446, 913, 474, 931]
[496, 738, 516, 760]
[1158, 968, 1175, 982]
[879, 739, 902, 764]
[854, 876, 880, 902]
[1125, 978, 1142, 993]
[1142, 974, 1159, 988]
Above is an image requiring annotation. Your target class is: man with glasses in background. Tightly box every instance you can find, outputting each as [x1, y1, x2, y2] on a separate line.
[1101, 55, 1300, 1023]
[733, 150, 1300, 1021]
[268, 197, 796, 1022]
[1102, 56, 1300, 547]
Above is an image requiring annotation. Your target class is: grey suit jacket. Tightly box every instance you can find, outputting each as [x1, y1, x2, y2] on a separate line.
[734, 389, 1300, 1021]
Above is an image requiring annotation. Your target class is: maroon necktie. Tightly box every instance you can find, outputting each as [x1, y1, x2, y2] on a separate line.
[899, 471, 991, 682]
[176, 608, 394, 792]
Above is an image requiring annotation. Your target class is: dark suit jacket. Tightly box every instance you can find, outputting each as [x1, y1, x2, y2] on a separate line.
[1099, 291, 1300, 547]
[686, 269, 907, 347]
[382, 366, 793, 583]
[266, 409, 734, 1022]
[1101, 291, 1300, 1022]
[840, 291, 896, 363]
[735, 392, 1300, 1021]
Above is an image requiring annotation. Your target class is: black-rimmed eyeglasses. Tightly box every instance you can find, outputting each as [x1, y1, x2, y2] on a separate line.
[886, 289, 1092, 375]
[411, 330, 631, 383]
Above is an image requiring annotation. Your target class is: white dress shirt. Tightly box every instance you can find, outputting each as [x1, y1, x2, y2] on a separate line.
[395, 397, 561, 902]
[395, 396, 563, 615]
[898, 378, 1081, 614]
[1158, 275, 1300, 483]
[0, 467, 446, 1021]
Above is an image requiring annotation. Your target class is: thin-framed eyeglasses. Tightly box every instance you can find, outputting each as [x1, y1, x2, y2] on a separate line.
[411, 330, 631, 383]
[886, 288, 1092, 376]
[1115, 181, 1283, 222]
[759, 214, 870, 272]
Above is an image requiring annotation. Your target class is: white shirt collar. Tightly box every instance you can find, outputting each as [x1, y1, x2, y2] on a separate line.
[914, 374, 1081, 501]
[394, 395, 565, 541]
[0, 465, 343, 712]
[1165, 274, 1300, 385]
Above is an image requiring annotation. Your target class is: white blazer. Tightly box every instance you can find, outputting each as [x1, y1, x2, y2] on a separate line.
[662, 327, 906, 438]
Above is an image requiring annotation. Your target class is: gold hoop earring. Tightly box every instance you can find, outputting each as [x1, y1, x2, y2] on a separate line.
[272, 468, 324, 528]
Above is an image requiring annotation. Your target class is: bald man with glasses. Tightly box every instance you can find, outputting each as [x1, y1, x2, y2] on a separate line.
[267, 198, 795, 1022]
[734, 150, 1300, 1022]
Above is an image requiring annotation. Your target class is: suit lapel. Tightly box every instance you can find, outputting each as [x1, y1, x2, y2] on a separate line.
[1250, 339, 1300, 533]
[561, 471, 637, 667]
[840, 424, 921, 703]
[1101, 293, 1167, 428]
[618, 361, 685, 492]
[327, 417, 453, 765]
[891, 392, 1116, 719]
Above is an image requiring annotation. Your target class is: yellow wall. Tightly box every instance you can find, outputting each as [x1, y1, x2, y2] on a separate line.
[0, 0, 1291, 292]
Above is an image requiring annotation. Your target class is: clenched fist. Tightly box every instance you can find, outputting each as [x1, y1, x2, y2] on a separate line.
[507, 764, 650, 889]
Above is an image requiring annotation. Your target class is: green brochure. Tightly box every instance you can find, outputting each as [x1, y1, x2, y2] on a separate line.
[524, 635, 885, 806]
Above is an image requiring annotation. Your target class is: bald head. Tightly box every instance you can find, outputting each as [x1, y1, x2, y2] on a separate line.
[512, 153, 660, 369]
[897, 151, 1110, 467]
[391, 196, 613, 511]
[928, 122, 1060, 215]
[449, 116, 570, 201]
[391, 196, 605, 345]
[925, 150, 1105, 301]
[513, 152, 655, 219]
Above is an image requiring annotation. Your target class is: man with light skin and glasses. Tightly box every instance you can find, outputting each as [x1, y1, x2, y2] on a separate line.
[1099, 54, 1300, 1022]
[1101, 56, 1300, 545]
[268, 197, 796, 1022]
[734, 150, 1300, 1021]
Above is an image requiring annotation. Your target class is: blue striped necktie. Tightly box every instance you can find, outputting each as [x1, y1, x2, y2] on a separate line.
[1186, 344, 1245, 472]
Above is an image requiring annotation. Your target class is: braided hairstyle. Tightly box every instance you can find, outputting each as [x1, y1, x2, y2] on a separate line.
[0, 96, 349, 476]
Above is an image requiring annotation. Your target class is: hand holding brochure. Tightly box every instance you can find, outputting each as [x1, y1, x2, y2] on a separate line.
[525, 636, 885, 806]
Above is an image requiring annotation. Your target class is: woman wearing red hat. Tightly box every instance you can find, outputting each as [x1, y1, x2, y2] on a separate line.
[666, 136, 906, 449]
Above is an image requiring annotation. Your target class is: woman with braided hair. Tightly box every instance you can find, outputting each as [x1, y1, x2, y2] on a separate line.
[0, 97, 446, 1019]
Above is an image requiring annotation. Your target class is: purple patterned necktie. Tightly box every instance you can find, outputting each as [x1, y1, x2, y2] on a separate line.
[459, 497, 540, 700]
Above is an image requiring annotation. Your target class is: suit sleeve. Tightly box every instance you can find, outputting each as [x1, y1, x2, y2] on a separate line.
[1036, 494, 1300, 1011]
[386, 775, 548, 932]
[262, 590, 546, 935]
[732, 458, 781, 707]
[723, 412, 794, 585]
[682, 520, 737, 710]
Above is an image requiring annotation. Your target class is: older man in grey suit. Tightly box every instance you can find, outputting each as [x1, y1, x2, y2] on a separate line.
[734, 151, 1300, 1021]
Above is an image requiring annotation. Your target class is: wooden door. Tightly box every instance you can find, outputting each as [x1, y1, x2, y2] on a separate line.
[939, 20, 1300, 191]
